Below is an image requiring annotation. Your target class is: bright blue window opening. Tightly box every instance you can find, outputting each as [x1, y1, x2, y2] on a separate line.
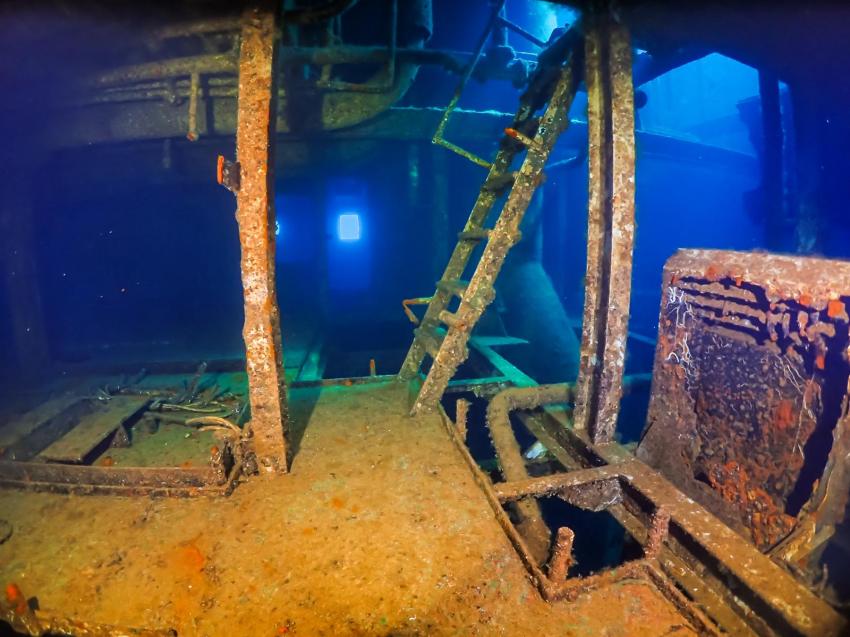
[337, 213, 361, 241]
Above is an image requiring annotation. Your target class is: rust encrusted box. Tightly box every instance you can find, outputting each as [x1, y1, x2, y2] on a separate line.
[638, 249, 850, 558]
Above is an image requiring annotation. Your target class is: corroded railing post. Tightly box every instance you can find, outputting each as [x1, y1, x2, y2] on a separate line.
[234, 0, 289, 473]
[572, 9, 636, 444]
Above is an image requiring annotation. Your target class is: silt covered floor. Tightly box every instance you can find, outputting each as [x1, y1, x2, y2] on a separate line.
[0, 381, 694, 636]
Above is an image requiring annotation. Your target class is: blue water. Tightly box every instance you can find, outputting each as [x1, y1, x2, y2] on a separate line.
[0, 1, 841, 432]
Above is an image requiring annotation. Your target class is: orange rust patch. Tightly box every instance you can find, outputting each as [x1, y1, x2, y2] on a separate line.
[5, 582, 22, 604]
[704, 264, 720, 280]
[708, 461, 795, 548]
[330, 496, 345, 510]
[180, 460, 194, 468]
[169, 539, 205, 574]
[301, 526, 316, 536]
[775, 400, 795, 429]
[827, 299, 845, 319]
[216, 154, 224, 184]
[4, 583, 26, 615]
[99, 456, 114, 467]
[734, 275, 744, 287]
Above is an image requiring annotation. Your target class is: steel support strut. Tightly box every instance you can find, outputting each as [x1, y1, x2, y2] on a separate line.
[572, 10, 636, 444]
[234, 0, 290, 473]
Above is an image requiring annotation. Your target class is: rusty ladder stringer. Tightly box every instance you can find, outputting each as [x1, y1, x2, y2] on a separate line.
[400, 55, 579, 416]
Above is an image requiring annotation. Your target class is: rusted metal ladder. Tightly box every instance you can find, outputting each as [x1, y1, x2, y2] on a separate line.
[399, 45, 579, 415]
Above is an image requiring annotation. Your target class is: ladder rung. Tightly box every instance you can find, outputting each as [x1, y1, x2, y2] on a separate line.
[458, 228, 491, 242]
[482, 172, 516, 193]
[436, 279, 468, 296]
[414, 325, 444, 358]
[438, 310, 468, 330]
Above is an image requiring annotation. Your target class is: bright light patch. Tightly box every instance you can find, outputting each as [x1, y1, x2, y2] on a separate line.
[337, 213, 361, 241]
[275, 219, 281, 236]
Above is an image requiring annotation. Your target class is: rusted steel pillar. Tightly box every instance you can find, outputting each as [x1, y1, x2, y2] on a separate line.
[572, 10, 636, 445]
[234, 0, 289, 473]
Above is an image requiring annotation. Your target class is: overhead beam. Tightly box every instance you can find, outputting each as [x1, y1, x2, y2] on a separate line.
[572, 8, 637, 444]
[234, 0, 289, 473]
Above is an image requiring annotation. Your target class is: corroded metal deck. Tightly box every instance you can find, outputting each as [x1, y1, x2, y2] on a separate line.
[0, 381, 701, 636]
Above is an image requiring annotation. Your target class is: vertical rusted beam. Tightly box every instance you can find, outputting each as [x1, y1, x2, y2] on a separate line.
[454, 397, 469, 441]
[573, 9, 636, 444]
[234, 0, 289, 473]
[547, 526, 575, 582]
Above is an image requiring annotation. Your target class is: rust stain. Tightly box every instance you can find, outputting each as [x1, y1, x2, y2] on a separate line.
[168, 537, 206, 575]
[4, 583, 26, 615]
[775, 399, 794, 429]
[827, 299, 845, 319]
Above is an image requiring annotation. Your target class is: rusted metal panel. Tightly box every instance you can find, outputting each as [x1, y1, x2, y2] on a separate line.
[639, 249, 850, 555]
[38, 396, 148, 464]
[1, 400, 97, 462]
[234, 1, 289, 473]
[572, 14, 636, 445]
[0, 393, 86, 457]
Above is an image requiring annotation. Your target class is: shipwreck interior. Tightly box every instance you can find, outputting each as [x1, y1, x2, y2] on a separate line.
[1, 0, 850, 635]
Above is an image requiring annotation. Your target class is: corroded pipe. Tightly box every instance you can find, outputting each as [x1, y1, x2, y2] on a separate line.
[486, 383, 574, 483]
[485, 383, 573, 564]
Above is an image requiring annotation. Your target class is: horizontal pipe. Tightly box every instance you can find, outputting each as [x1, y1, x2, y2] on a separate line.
[90, 47, 470, 88]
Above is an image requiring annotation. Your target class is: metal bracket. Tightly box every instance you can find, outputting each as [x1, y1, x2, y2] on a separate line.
[216, 155, 241, 193]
